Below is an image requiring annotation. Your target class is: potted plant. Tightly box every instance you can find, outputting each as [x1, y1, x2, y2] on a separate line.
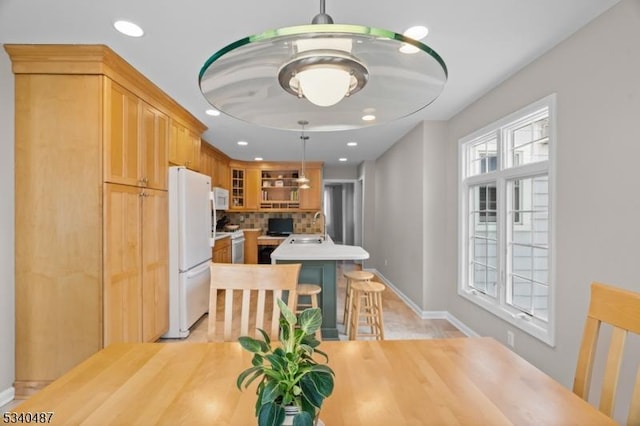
[237, 298, 335, 426]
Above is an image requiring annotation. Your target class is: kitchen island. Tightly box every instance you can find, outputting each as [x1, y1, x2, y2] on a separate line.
[271, 234, 369, 339]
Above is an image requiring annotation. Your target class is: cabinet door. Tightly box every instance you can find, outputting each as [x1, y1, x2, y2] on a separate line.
[141, 102, 168, 190]
[104, 183, 142, 345]
[245, 168, 261, 210]
[187, 130, 201, 171]
[141, 188, 169, 341]
[299, 168, 322, 210]
[169, 120, 201, 171]
[104, 81, 141, 186]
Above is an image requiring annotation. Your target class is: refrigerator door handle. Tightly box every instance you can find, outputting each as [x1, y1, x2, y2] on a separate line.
[185, 261, 211, 278]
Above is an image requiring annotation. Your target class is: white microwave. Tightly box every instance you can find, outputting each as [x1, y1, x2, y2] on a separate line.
[212, 187, 229, 211]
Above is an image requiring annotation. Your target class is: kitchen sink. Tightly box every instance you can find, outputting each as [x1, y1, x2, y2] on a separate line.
[289, 236, 325, 244]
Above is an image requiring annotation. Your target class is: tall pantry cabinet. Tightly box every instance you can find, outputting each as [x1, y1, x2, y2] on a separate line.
[6, 44, 206, 397]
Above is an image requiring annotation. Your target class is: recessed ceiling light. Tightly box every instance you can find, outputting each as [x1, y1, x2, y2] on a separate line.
[113, 20, 144, 38]
[237, 141, 248, 146]
[339, 158, 348, 162]
[347, 141, 358, 147]
[254, 157, 263, 161]
[205, 108, 220, 116]
[362, 114, 376, 121]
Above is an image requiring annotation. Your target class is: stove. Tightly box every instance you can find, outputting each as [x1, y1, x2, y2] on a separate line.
[216, 230, 244, 240]
[215, 230, 245, 264]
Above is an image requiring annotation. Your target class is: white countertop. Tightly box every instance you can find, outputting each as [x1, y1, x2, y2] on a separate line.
[271, 234, 369, 261]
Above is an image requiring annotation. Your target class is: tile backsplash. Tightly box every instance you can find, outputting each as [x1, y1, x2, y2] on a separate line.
[226, 212, 323, 234]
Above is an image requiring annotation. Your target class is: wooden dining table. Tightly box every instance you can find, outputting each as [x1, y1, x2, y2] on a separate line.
[9, 337, 614, 425]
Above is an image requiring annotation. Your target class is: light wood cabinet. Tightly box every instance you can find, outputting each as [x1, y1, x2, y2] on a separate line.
[105, 82, 168, 190]
[7, 44, 205, 397]
[169, 119, 201, 171]
[229, 166, 260, 210]
[243, 229, 261, 264]
[299, 167, 323, 211]
[200, 141, 230, 190]
[212, 236, 231, 263]
[230, 162, 323, 212]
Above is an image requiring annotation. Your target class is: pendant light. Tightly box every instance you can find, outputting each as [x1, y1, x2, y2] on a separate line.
[296, 120, 311, 189]
[199, 0, 447, 131]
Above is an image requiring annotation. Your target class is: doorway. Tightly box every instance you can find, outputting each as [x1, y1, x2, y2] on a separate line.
[323, 180, 361, 246]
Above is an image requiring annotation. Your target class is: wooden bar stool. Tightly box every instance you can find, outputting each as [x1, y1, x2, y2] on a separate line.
[296, 284, 322, 340]
[348, 280, 385, 341]
[343, 270, 374, 331]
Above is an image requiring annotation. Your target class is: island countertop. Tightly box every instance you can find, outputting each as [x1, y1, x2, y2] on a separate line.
[271, 234, 369, 261]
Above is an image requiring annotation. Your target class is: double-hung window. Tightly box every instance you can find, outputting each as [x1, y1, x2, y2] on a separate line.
[458, 95, 555, 345]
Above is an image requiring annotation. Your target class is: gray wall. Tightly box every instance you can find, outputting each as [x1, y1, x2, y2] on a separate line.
[358, 161, 376, 269]
[445, 0, 640, 420]
[0, 49, 15, 403]
[323, 165, 358, 180]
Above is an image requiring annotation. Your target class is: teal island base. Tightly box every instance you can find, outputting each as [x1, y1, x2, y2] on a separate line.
[275, 259, 339, 340]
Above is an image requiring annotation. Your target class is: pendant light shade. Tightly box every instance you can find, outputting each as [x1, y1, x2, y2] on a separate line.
[199, 1, 447, 131]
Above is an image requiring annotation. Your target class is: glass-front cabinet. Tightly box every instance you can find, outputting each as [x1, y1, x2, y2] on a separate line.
[231, 168, 245, 208]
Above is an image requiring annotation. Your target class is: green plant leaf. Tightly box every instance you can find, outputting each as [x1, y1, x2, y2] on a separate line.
[277, 298, 297, 326]
[260, 380, 281, 405]
[311, 348, 329, 363]
[299, 371, 334, 408]
[238, 336, 264, 353]
[237, 365, 263, 389]
[292, 410, 314, 426]
[258, 402, 285, 426]
[252, 353, 264, 366]
[309, 364, 334, 377]
[265, 352, 286, 371]
[298, 308, 322, 335]
[309, 371, 334, 398]
[257, 328, 271, 346]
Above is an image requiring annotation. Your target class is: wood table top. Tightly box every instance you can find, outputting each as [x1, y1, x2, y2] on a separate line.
[10, 338, 614, 425]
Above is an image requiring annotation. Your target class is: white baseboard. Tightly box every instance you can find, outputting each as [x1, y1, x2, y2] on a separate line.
[0, 386, 15, 408]
[364, 268, 478, 337]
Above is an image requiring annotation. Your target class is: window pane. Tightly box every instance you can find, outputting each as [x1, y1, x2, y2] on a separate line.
[508, 114, 549, 167]
[471, 183, 497, 223]
[508, 174, 549, 321]
[467, 137, 497, 176]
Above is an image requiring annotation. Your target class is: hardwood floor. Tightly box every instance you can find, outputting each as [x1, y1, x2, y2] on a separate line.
[166, 261, 465, 343]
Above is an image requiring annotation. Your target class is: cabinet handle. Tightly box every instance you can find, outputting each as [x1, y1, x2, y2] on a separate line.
[139, 191, 149, 197]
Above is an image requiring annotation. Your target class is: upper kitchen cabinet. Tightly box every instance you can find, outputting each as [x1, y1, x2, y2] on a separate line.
[229, 161, 260, 211]
[200, 141, 231, 189]
[104, 81, 168, 190]
[229, 161, 323, 212]
[169, 119, 201, 171]
[6, 44, 206, 398]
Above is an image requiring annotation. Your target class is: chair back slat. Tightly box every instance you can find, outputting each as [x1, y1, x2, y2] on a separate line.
[630, 368, 640, 425]
[573, 282, 640, 424]
[208, 263, 301, 342]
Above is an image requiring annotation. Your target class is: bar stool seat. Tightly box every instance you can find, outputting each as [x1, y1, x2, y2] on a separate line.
[297, 284, 322, 340]
[348, 280, 385, 341]
[342, 270, 374, 331]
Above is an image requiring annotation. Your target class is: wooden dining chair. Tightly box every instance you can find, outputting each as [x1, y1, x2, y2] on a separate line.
[573, 282, 640, 424]
[207, 263, 301, 342]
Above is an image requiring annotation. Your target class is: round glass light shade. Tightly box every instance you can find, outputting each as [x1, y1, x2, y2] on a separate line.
[199, 24, 447, 131]
[296, 67, 350, 106]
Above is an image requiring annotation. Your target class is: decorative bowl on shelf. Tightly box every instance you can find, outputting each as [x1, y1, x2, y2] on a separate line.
[225, 224, 240, 231]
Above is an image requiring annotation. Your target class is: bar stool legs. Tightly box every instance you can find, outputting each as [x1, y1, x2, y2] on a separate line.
[296, 284, 322, 340]
[348, 281, 385, 340]
[342, 270, 374, 334]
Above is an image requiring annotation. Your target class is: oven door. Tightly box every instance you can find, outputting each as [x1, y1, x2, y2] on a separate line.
[231, 237, 245, 264]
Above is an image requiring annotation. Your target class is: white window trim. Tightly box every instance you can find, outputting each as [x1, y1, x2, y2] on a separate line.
[457, 94, 557, 347]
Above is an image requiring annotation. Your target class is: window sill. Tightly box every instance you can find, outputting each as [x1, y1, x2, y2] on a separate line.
[458, 288, 555, 347]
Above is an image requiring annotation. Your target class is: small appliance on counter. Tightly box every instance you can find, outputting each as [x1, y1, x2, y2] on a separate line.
[212, 187, 229, 211]
[216, 214, 230, 232]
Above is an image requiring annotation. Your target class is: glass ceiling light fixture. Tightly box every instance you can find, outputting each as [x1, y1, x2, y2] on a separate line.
[296, 120, 311, 189]
[199, 0, 447, 131]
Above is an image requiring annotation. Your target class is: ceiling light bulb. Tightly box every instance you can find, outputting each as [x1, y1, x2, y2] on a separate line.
[295, 67, 352, 107]
[205, 108, 220, 116]
[237, 141, 248, 146]
[362, 114, 376, 121]
[113, 20, 144, 37]
[254, 157, 263, 161]
[347, 141, 358, 147]
[339, 158, 348, 162]
[399, 44, 420, 55]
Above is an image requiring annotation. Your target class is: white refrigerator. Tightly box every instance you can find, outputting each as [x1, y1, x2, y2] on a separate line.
[164, 166, 214, 338]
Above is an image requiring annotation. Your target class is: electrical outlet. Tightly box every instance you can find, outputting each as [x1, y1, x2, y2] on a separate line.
[507, 330, 515, 348]
[239, 215, 244, 222]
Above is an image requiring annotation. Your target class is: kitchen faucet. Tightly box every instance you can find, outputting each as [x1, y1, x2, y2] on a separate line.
[313, 210, 327, 241]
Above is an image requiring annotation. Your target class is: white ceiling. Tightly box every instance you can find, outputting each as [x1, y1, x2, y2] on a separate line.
[0, 0, 619, 166]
